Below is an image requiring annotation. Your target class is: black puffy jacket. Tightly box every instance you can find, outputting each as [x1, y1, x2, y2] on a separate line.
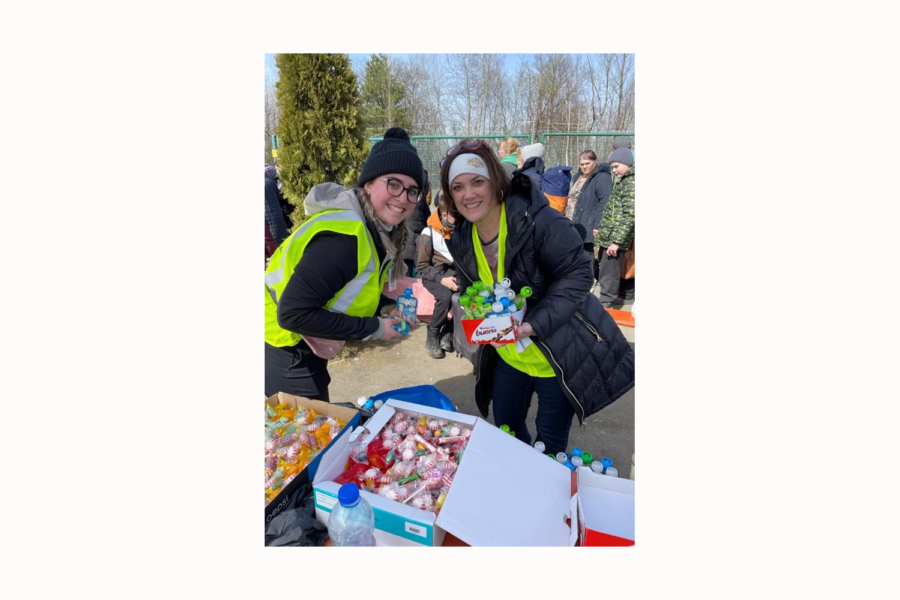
[448, 170, 635, 424]
[571, 163, 613, 243]
[402, 180, 431, 263]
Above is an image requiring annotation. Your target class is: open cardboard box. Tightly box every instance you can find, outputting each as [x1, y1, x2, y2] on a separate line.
[460, 304, 526, 345]
[576, 467, 635, 546]
[313, 399, 578, 547]
[264, 392, 360, 525]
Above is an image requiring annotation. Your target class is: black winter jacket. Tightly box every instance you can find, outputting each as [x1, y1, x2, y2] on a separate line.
[402, 181, 431, 263]
[571, 164, 613, 244]
[265, 166, 291, 246]
[448, 170, 635, 424]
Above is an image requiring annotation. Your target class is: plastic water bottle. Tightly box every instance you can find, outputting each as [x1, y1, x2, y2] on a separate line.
[397, 288, 418, 324]
[327, 483, 376, 547]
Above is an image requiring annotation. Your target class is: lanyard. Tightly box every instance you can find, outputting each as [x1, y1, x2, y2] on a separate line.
[472, 203, 507, 287]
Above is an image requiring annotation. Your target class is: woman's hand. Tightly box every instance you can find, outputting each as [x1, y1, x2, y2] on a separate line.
[378, 317, 407, 341]
[489, 321, 534, 348]
[592, 229, 598, 237]
[606, 243, 619, 257]
[441, 276, 458, 291]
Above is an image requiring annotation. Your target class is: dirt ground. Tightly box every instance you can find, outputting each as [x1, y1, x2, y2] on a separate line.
[328, 292, 636, 477]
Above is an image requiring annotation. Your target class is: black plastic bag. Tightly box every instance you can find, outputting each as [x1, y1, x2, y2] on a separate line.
[264, 483, 328, 547]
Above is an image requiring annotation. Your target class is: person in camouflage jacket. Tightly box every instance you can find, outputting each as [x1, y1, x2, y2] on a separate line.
[595, 148, 635, 305]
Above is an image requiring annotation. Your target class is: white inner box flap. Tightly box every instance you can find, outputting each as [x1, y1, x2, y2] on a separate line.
[577, 469, 635, 541]
[436, 419, 574, 546]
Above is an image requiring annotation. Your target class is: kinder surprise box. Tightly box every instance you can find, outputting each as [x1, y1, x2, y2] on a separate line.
[460, 307, 525, 345]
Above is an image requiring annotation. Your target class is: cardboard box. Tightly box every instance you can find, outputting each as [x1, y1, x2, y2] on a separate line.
[576, 467, 635, 546]
[313, 399, 578, 547]
[460, 305, 526, 345]
[264, 393, 360, 525]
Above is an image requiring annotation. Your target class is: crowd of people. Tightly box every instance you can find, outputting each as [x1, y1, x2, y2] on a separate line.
[264, 128, 635, 456]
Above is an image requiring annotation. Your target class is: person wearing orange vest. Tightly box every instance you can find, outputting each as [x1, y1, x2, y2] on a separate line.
[264, 128, 424, 400]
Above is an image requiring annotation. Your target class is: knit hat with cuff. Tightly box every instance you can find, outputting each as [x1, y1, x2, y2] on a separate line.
[358, 127, 425, 190]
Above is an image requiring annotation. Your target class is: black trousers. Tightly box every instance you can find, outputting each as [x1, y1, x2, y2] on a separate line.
[583, 242, 600, 281]
[265, 341, 331, 401]
[597, 246, 624, 303]
[421, 269, 456, 333]
[619, 277, 635, 300]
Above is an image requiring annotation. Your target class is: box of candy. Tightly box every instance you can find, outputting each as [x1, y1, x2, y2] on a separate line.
[264, 392, 360, 525]
[313, 399, 578, 547]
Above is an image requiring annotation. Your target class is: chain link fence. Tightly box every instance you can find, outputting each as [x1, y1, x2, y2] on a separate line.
[541, 134, 635, 171]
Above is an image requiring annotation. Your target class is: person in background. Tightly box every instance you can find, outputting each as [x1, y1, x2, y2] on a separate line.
[611, 136, 635, 303]
[520, 143, 545, 167]
[416, 192, 458, 359]
[517, 142, 546, 193]
[265, 164, 292, 262]
[402, 168, 431, 277]
[568, 150, 613, 286]
[500, 137, 520, 178]
[264, 127, 422, 400]
[594, 147, 635, 307]
[442, 139, 635, 455]
[498, 138, 508, 160]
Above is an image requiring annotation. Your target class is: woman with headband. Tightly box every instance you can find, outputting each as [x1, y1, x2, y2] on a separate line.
[441, 139, 635, 454]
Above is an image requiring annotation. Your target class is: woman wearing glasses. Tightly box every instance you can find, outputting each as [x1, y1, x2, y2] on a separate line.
[265, 128, 423, 401]
[442, 139, 635, 455]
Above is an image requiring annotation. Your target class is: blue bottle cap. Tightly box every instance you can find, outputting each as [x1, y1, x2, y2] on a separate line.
[601, 457, 613, 469]
[338, 482, 360, 507]
[499, 297, 511, 307]
[572, 447, 583, 457]
[404, 288, 413, 296]
[564, 460, 576, 471]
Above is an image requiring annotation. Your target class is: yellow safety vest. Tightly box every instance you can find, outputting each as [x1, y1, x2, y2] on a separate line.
[265, 209, 390, 347]
[472, 204, 555, 378]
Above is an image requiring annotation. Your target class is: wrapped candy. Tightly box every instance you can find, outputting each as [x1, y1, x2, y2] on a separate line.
[386, 460, 416, 479]
[286, 442, 302, 462]
[333, 461, 370, 487]
[377, 485, 402, 502]
[382, 433, 401, 450]
[365, 436, 391, 471]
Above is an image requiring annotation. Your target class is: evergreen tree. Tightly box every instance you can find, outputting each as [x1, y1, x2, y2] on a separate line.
[360, 54, 412, 137]
[274, 53, 368, 225]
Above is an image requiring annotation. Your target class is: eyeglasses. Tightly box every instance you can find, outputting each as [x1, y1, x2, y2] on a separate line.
[440, 139, 488, 168]
[377, 177, 421, 203]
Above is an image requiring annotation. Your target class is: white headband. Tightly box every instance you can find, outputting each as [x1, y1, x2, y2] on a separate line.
[448, 153, 491, 185]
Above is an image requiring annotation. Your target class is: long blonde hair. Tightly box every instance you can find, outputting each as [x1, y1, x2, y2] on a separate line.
[354, 187, 409, 282]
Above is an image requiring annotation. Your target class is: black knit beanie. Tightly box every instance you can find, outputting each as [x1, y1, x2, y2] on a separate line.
[357, 127, 425, 190]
